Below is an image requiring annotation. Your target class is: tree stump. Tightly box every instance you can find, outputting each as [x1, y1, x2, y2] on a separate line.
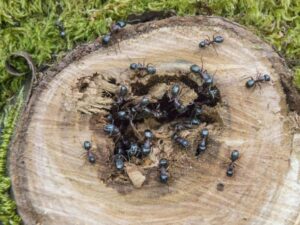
[9, 16, 300, 225]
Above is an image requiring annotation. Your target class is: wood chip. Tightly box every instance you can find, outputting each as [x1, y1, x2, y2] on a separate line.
[125, 164, 146, 188]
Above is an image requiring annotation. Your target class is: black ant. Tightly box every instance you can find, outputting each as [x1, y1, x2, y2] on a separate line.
[141, 129, 153, 156]
[129, 62, 156, 77]
[226, 150, 240, 177]
[169, 84, 187, 114]
[189, 106, 202, 125]
[139, 104, 167, 120]
[190, 60, 220, 105]
[172, 132, 189, 149]
[173, 122, 193, 132]
[199, 35, 224, 48]
[245, 73, 271, 89]
[189, 59, 214, 87]
[126, 141, 142, 159]
[102, 20, 126, 45]
[113, 142, 127, 170]
[159, 158, 169, 183]
[117, 110, 130, 121]
[83, 141, 96, 164]
[196, 128, 209, 156]
[55, 20, 66, 38]
[115, 85, 128, 106]
[131, 96, 150, 113]
[103, 124, 120, 136]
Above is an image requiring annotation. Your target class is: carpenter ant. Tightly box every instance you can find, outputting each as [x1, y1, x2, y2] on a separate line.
[115, 85, 128, 106]
[199, 85, 220, 106]
[196, 128, 209, 156]
[107, 114, 114, 123]
[55, 20, 66, 38]
[114, 142, 127, 170]
[245, 73, 271, 89]
[159, 158, 169, 183]
[199, 35, 224, 48]
[83, 141, 96, 164]
[102, 20, 127, 45]
[190, 61, 214, 87]
[133, 98, 166, 120]
[131, 96, 150, 113]
[103, 124, 120, 136]
[141, 129, 153, 156]
[169, 84, 187, 114]
[189, 106, 202, 125]
[169, 84, 181, 100]
[126, 142, 142, 158]
[140, 104, 167, 120]
[172, 133, 189, 149]
[226, 150, 240, 177]
[129, 62, 156, 76]
[173, 122, 193, 132]
[117, 110, 130, 121]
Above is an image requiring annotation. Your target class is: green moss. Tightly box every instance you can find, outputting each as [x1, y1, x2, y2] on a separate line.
[0, 0, 300, 224]
[0, 91, 23, 225]
[294, 68, 300, 87]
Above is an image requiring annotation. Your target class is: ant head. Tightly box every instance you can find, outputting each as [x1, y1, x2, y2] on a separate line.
[263, 74, 271, 81]
[159, 158, 169, 168]
[83, 141, 92, 150]
[117, 111, 127, 120]
[115, 157, 125, 170]
[130, 63, 138, 70]
[144, 129, 153, 139]
[194, 107, 202, 116]
[201, 128, 209, 138]
[199, 40, 207, 48]
[88, 154, 96, 164]
[226, 167, 234, 177]
[102, 35, 111, 45]
[116, 20, 126, 28]
[204, 76, 214, 86]
[160, 173, 169, 183]
[140, 96, 150, 107]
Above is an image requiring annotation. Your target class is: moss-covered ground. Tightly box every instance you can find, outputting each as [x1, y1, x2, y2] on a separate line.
[0, 0, 299, 224]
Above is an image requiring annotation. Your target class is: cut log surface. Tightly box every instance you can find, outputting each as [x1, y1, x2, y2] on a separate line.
[9, 16, 300, 225]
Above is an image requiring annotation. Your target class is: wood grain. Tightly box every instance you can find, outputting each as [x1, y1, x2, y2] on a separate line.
[9, 16, 300, 225]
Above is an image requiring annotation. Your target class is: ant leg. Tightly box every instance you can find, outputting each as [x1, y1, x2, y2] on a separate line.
[240, 75, 255, 81]
[201, 56, 204, 69]
[205, 35, 211, 44]
[129, 119, 143, 142]
[116, 39, 121, 53]
[212, 43, 219, 56]
[257, 82, 262, 94]
[146, 63, 155, 67]
[119, 154, 127, 162]
[113, 133, 121, 144]
[212, 69, 217, 81]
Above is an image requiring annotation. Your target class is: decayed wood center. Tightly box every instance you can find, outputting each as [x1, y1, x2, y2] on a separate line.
[9, 16, 300, 225]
